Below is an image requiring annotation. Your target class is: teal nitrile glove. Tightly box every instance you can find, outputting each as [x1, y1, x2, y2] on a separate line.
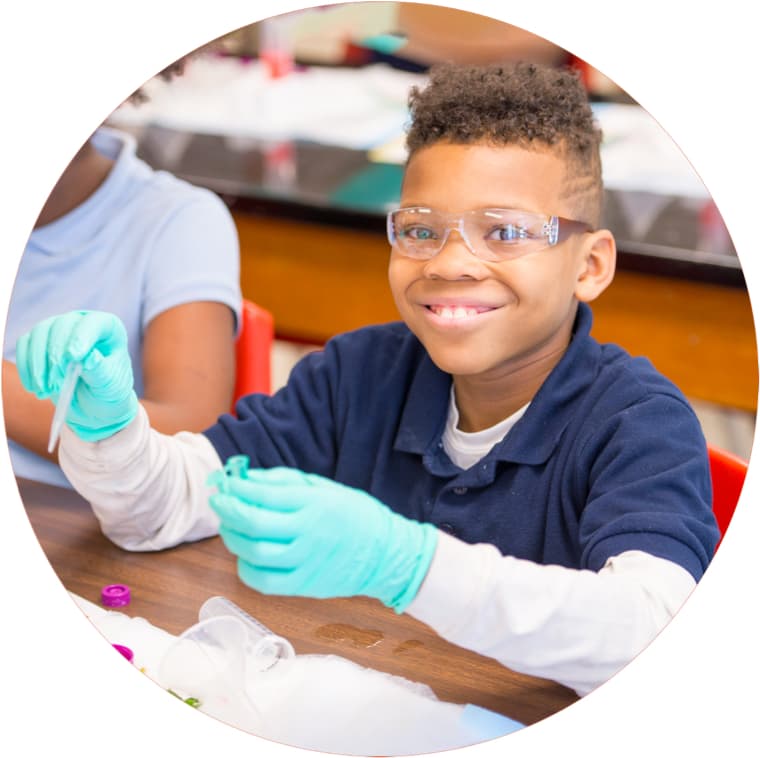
[208, 467, 439, 613]
[16, 310, 138, 442]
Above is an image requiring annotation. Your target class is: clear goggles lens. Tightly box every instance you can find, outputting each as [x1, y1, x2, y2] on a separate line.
[387, 207, 591, 261]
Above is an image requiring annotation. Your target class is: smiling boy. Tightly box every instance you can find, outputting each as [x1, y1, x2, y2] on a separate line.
[390, 142, 603, 429]
[17, 62, 718, 696]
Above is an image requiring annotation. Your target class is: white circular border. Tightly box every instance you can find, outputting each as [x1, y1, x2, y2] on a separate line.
[1, 1, 757, 755]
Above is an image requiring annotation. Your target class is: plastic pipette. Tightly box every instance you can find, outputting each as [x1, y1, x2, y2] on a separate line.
[47, 361, 82, 453]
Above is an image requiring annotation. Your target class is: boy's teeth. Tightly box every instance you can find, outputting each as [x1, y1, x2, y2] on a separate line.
[431, 306, 481, 319]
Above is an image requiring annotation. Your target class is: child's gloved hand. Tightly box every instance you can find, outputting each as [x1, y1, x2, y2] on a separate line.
[16, 310, 138, 442]
[208, 467, 438, 613]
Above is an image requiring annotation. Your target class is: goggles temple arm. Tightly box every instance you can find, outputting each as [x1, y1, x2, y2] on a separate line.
[543, 217, 559, 246]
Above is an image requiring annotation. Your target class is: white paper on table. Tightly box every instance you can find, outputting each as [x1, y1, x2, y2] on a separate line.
[110, 57, 708, 199]
[110, 56, 425, 151]
[70, 592, 523, 755]
[591, 102, 709, 198]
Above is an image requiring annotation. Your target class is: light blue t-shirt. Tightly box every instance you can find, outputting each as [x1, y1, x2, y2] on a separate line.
[5, 126, 242, 487]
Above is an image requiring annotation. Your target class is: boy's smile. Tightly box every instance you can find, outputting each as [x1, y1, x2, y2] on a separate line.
[423, 300, 500, 325]
[388, 142, 614, 429]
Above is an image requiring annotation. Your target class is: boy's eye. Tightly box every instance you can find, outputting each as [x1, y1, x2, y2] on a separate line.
[400, 225, 438, 241]
[485, 224, 529, 243]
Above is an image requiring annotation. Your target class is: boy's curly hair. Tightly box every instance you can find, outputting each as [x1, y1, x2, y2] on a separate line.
[406, 62, 603, 226]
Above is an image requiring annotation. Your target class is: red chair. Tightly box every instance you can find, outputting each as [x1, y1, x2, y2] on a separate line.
[232, 299, 274, 409]
[708, 443, 749, 547]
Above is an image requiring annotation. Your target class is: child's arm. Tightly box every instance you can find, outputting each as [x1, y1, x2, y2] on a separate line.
[16, 310, 220, 549]
[210, 469, 695, 696]
[209, 467, 438, 611]
[58, 405, 222, 550]
[405, 532, 695, 696]
[4, 304, 234, 460]
[3, 358, 57, 460]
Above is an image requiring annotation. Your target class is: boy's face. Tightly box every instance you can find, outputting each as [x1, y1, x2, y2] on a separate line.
[388, 141, 600, 383]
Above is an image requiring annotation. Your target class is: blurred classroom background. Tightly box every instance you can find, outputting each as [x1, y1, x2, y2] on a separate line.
[106, 2, 755, 459]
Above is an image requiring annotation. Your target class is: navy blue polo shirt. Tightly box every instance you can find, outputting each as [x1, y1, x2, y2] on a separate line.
[205, 303, 719, 582]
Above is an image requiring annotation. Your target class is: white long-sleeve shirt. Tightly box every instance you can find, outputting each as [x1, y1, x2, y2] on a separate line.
[59, 405, 695, 696]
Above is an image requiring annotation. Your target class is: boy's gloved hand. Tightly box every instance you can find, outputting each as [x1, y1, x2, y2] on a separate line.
[208, 467, 438, 613]
[16, 310, 138, 442]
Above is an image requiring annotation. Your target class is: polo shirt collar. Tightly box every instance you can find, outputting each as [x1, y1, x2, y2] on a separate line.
[495, 303, 600, 464]
[393, 303, 600, 466]
[394, 347, 452, 456]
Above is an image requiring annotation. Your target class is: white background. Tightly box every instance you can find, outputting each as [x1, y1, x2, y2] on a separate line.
[1, 1, 757, 755]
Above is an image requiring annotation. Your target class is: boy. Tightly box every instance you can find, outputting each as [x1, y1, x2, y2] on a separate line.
[16, 62, 719, 696]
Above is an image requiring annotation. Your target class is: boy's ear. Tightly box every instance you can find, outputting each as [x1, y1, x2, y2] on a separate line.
[574, 229, 616, 303]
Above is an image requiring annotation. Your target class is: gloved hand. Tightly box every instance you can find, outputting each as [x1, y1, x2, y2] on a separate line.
[208, 466, 438, 613]
[16, 310, 138, 442]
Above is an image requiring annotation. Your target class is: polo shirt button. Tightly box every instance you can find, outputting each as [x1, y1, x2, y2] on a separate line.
[452, 486, 468, 495]
[439, 522, 457, 534]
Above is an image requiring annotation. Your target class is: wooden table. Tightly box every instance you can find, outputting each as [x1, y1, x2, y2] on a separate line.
[18, 477, 579, 727]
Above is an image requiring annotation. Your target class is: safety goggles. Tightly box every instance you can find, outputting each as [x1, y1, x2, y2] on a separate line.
[387, 206, 592, 262]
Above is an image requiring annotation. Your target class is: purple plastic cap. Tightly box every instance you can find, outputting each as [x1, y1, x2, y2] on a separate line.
[101, 584, 131, 608]
[112, 644, 134, 663]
